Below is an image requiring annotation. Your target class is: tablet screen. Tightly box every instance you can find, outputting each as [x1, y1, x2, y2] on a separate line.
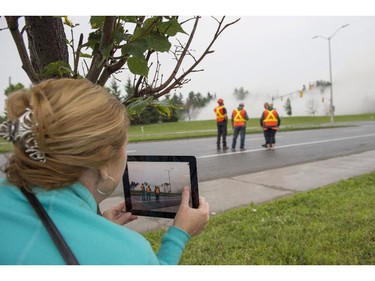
[122, 155, 199, 218]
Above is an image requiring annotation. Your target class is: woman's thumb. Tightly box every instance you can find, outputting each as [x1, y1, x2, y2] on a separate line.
[180, 186, 190, 206]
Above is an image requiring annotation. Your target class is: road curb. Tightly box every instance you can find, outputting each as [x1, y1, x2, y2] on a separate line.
[100, 149, 375, 232]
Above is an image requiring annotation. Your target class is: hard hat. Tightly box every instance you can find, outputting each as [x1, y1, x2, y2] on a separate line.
[218, 98, 223, 104]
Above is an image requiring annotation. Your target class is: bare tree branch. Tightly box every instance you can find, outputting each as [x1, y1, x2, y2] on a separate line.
[160, 17, 241, 96]
[5, 16, 39, 83]
[5, 15, 240, 106]
[150, 53, 161, 88]
[86, 16, 117, 83]
[136, 16, 201, 97]
[138, 17, 240, 98]
[97, 57, 128, 86]
[73, 33, 83, 78]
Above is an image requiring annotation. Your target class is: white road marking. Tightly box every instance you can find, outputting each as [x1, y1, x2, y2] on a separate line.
[197, 133, 375, 159]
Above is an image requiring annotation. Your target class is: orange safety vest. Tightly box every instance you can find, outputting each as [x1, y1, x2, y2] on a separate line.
[232, 108, 246, 126]
[263, 109, 279, 128]
[214, 105, 226, 122]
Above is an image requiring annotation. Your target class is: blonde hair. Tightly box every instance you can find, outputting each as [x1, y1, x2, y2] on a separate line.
[3, 78, 129, 189]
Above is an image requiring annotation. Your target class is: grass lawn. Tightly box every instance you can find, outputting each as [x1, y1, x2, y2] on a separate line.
[0, 114, 374, 146]
[127, 113, 375, 142]
[143, 171, 375, 265]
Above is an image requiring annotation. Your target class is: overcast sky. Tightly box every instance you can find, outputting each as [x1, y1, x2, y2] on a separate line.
[128, 161, 191, 192]
[1, 1, 375, 118]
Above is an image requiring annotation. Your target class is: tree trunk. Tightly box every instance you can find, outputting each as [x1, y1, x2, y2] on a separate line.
[25, 16, 69, 78]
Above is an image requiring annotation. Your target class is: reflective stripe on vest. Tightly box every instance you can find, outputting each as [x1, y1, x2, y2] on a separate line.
[233, 109, 246, 126]
[215, 106, 225, 122]
[263, 109, 278, 127]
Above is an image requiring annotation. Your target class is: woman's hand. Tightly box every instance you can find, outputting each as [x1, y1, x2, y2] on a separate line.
[102, 201, 138, 225]
[173, 186, 209, 237]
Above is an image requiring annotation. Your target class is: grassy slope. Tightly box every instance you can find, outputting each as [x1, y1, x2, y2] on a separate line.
[144, 172, 375, 265]
[0, 114, 374, 148]
[127, 114, 375, 142]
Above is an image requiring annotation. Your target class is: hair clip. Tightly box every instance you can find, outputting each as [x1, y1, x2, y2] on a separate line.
[0, 108, 46, 163]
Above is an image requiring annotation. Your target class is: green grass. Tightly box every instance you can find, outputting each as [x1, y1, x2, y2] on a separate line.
[128, 113, 375, 142]
[0, 113, 373, 151]
[0, 143, 13, 153]
[143, 172, 375, 265]
[0, 114, 373, 147]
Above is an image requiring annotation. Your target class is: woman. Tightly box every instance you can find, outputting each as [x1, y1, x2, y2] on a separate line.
[0, 78, 209, 265]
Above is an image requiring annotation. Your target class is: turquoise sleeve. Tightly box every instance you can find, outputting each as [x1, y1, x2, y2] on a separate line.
[156, 225, 191, 265]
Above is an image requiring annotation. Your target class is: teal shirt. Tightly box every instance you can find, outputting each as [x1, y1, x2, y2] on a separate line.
[0, 178, 190, 265]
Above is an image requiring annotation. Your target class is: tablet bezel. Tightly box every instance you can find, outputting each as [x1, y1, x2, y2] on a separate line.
[122, 155, 199, 219]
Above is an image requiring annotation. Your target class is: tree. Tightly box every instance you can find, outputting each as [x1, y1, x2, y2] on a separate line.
[283, 97, 292, 116]
[233, 86, 249, 100]
[122, 77, 160, 124]
[184, 91, 215, 120]
[122, 77, 183, 124]
[4, 79, 25, 97]
[3, 16, 240, 118]
[1, 79, 25, 122]
[161, 93, 184, 122]
[106, 78, 124, 102]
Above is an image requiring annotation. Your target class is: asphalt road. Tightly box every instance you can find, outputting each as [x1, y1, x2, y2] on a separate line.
[1, 121, 374, 187]
[126, 121, 375, 182]
[1, 120, 375, 209]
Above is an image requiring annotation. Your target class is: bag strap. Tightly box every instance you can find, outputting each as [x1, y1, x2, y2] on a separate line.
[21, 188, 79, 265]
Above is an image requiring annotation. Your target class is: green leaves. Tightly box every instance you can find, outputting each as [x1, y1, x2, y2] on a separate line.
[87, 16, 186, 77]
[122, 30, 172, 76]
[147, 32, 171, 52]
[42, 61, 73, 78]
[158, 18, 186, 36]
[152, 99, 175, 117]
[126, 96, 174, 119]
[127, 57, 149, 76]
[123, 30, 172, 76]
[80, 16, 186, 77]
[126, 96, 153, 117]
[65, 16, 187, 81]
[121, 39, 148, 58]
[63, 16, 79, 28]
[89, 16, 106, 29]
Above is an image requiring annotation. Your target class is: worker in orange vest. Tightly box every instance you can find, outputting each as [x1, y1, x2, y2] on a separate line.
[261, 102, 270, 148]
[214, 98, 229, 150]
[231, 102, 249, 151]
[260, 102, 281, 150]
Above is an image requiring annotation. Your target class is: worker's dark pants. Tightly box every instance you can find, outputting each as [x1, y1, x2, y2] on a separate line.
[216, 122, 227, 148]
[232, 126, 246, 149]
[263, 130, 267, 144]
[264, 128, 277, 145]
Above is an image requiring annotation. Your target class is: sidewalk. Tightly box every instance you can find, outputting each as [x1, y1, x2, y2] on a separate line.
[100, 149, 375, 232]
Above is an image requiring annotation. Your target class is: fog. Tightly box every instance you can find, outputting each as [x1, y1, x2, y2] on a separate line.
[194, 55, 375, 120]
[178, 16, 375, 120]
[1, 14, 375, 119]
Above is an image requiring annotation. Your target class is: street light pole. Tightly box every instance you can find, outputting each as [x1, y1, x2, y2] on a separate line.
[328, 36, 334, 124]
[312, 24, 349, 124]
[165, 168, 173, 193]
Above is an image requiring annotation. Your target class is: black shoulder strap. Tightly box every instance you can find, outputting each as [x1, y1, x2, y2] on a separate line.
[21, 188, 79, 265]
